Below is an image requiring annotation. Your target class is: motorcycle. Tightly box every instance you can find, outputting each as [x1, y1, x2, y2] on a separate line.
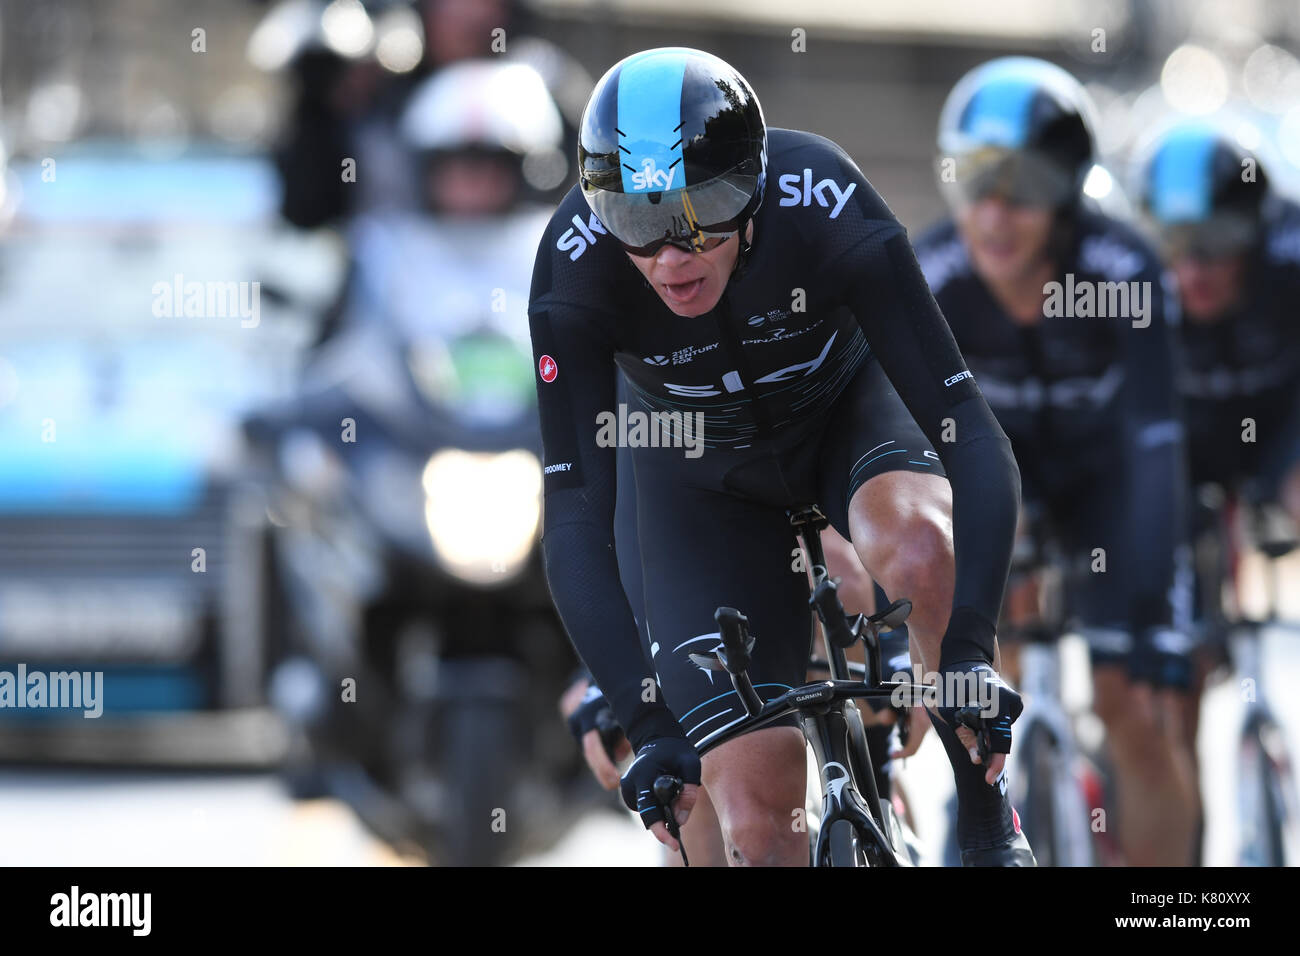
[246, 214, 593, 864]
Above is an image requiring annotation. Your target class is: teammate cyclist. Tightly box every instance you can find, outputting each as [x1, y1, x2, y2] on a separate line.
[1136, 123, 1300, 527]
[913, 57, 1197, 865]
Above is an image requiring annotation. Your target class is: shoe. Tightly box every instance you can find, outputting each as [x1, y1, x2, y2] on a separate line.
[960, 826, 1038, 867]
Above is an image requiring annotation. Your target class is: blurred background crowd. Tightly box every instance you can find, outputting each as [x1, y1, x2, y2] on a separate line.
[0, 0, 1298, 866]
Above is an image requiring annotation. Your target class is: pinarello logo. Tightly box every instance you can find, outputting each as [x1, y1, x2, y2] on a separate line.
[539, 354, 558, 383]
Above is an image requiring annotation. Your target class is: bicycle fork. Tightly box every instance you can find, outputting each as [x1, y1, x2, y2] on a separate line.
[803, 704, 900, 866]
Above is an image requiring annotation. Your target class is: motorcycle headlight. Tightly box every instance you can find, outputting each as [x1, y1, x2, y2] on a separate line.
[422, 449, 541, 585]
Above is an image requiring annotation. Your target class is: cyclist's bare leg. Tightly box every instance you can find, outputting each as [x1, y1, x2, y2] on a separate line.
[1092, 666, 1199, 865]
[846, 471, 1003, 776]
[699, 725, 808, 866]
[846, 472, 955, 672]
[663, 783, 727, 866]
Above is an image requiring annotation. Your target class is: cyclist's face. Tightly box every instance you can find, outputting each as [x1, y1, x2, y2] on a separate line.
[426, 154, 518, 217]
[956, 196, 1053, 285]
[1171, 252, 1245, 323]
[625, 222, 751, 317]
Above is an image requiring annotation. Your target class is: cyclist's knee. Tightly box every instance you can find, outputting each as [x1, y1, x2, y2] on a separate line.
[1092, 667, 1182, 762]
[702, 726, 807, 866]
[851, 480, 954, 610]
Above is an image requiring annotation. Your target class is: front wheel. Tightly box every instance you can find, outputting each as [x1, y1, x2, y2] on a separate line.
[828, 818, 867, 867]
[1238, 714, 1294, 866]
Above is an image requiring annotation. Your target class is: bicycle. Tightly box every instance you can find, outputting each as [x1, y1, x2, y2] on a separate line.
[998, 509, 1102, 868]
[1195, 488, 1300, 866]
[654, 504, 930, 867]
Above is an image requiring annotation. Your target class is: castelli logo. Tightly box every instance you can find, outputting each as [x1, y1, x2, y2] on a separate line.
[539, 354, 558, 383]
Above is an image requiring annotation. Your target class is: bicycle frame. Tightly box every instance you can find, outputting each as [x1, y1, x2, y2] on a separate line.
[1012, 637, 1095, 867]
[1198, 489, 1300, 866]
[693, 505, 926, 866]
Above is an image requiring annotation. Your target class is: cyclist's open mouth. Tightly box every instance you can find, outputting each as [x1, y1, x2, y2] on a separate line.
[662, 277, 706, 306]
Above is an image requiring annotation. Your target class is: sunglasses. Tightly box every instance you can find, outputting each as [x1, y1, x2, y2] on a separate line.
[1159, 216, 1259, 261]
[938, 147, 1077, 209]
[622, 229, 737, 257]
[584, 165, 758, 257]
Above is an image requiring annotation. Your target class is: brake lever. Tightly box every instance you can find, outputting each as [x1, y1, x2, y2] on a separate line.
[653, 775, 689, 867]
[955, 705, 992, 765]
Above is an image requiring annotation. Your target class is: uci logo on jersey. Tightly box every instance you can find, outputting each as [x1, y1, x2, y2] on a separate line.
[556, 211, 608, 261]
[630, 157, 676, 191]
[778, 169, 857, 219]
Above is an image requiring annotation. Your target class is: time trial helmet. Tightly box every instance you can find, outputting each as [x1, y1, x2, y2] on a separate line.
[1136, 122, 1268, 258]
[577, 47, 766, 257]
[937, 56, 1097, 210]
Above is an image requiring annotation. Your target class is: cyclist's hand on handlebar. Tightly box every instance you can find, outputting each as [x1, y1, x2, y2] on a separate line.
[938, 661, 1024, 786]
[560, 678, 630, 790]
[620, 736, 702, 849]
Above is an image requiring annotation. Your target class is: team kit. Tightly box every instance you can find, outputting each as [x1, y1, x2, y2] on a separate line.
[531, 47, 1299, 867]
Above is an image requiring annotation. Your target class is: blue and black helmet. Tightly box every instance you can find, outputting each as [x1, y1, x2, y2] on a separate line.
[578, 48, 767, 256]
[937, 57, 1097, 209]
[1136, 122, 1267, 256]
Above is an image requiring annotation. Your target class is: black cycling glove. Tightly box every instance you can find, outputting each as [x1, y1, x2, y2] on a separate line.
[937, 660, 1024, 758]
[566, 680, 627, 760]
[620, 736, 701, 829]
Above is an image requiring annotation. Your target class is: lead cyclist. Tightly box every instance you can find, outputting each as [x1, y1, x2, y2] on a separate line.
[529, 47, 1035, 865]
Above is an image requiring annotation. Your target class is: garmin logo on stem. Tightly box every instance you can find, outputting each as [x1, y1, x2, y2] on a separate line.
[777, 169, 857, 219]
[50, 886, 151, 936]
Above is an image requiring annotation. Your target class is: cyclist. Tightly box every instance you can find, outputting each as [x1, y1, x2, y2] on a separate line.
[1135, 123, 1300, 861]
[913, 57, 1198, 865]
[530, 47, 1034, 866]
[1136, 123, 1300, 525]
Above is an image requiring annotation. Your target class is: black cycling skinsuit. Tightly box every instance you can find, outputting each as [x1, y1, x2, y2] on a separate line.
[914, 208, 1193, 684]
[528, 128, 1020, 755]
[1179, 198, 1300, 502]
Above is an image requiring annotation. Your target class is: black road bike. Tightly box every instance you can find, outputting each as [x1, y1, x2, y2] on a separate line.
[656, 505, 929, 867]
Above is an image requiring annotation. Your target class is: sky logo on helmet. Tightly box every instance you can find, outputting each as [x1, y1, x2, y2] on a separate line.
[631, 157, 677, 191]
